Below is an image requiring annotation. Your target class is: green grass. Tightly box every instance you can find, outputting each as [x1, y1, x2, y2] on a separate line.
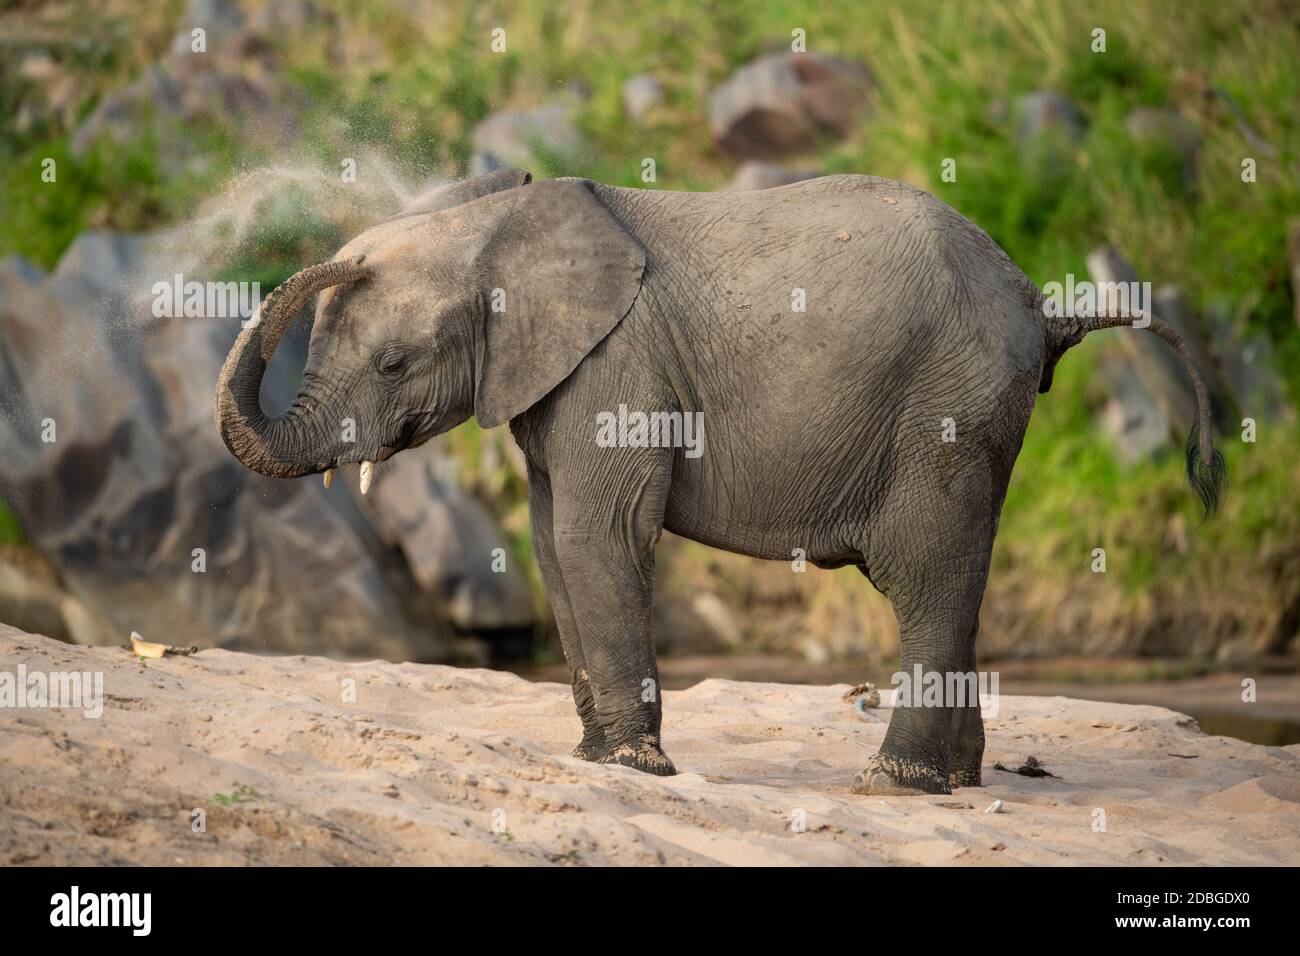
[0, 502, 26, 546]
[211, 783, 262, 806]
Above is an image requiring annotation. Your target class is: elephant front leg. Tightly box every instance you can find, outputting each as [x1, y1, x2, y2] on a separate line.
[567, 669, 609, 762]
[553, 532, 675, 776]
[526, 464, 607, 761]
[551, 468, 676, 776]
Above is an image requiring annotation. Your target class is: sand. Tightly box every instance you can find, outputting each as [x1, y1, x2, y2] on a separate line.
[1, 623, 1297, 866]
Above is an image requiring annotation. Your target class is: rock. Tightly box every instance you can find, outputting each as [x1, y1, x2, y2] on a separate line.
[367, 445, 533, 632]
[622, 74, 664, 122]
[1097, 365, 1171, 464]
[719, 160, 820, 191]
[1202, 303, 1291, 423]
[69, 61, 289, 172]
[169, 0, 247, 57]
[72, 5, 299, 171]
[50, 232, 147, 294]
[1013, 91, 1086, 179]
[689, 592, 743, 648]
[1083, 249, 1291, 459]
[1125, 107, 1200, 195]
[798, 635, 832, 665]
[0, 255, 43, 289]
[470, 103, 590, 175]
[708, 53, 871, 160]
[1150, 285, 1235, 429]
[247, 0, 330, 35]
[0, 232, 504, 663]
[650, 562, 739, 655]
[0, 548, 111, 645]
[70, 66, 184, 157]
[16, 54, 84, 131]
[1086, 246, 1198, 451]
[173, 67, 275, 125]
[1014, 91, 1087, 146]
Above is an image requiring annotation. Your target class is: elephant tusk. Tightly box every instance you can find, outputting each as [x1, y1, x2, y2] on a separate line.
[323, 468, 335, 488]
[359, 460, 374, 495]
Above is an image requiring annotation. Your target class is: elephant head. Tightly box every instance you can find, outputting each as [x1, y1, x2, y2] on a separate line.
[213, 172, 645, 492]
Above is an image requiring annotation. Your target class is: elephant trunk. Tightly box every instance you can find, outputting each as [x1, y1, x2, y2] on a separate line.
[213, 255, 369, 479]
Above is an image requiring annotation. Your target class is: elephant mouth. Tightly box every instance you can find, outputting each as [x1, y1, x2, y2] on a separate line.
[321, 414, 433, 494]
[384, 412, 432, 457]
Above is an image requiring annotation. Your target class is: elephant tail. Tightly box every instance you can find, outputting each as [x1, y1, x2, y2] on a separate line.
[1040, 304, 1227, 520]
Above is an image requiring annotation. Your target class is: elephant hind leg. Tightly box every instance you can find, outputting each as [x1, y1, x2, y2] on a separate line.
[852, 466, 1000, 796]
[946, 632, 986, 788]
[851, 579, 985, 796]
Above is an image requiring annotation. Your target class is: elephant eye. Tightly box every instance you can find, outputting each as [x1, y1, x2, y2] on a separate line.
[378, 351, 408, 377]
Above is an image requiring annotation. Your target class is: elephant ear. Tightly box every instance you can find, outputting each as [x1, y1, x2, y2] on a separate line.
[471, 179, 645, 428]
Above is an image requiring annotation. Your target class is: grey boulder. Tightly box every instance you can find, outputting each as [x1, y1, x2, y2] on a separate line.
[708, 53, 871, 160]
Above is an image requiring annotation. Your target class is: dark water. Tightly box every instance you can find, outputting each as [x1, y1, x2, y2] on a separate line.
[510, 655, 1300, 747]
[1189, 711, 1300, 747]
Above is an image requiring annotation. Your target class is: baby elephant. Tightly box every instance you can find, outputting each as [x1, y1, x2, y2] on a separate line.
[215, 169, 1224, 795]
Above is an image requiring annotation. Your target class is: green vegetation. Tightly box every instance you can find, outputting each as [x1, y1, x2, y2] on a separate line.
[211, 783, 261, 806]
[1, 0, 1296, 656]
[0, 502, 25, 546]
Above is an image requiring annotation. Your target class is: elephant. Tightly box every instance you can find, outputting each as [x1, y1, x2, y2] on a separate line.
[214, 168, 1225, 795]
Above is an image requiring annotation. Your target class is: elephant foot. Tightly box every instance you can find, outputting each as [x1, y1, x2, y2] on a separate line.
[596, 734, 677, 776]
[948, 765, 983, 788]
[851, 753, 950, 796]
[571, 732, 607, 762]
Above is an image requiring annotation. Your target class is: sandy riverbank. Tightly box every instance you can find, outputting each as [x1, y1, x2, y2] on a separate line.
[1, 624, 1297, 865]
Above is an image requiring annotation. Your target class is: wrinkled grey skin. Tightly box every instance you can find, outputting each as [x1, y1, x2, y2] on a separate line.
[215, 169, 1222, 794]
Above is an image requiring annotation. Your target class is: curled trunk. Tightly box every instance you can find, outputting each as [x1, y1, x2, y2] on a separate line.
[213, 255, 368, 478]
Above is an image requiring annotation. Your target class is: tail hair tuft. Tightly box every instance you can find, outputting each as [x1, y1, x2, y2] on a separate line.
[1185, 421, 1227, 522]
